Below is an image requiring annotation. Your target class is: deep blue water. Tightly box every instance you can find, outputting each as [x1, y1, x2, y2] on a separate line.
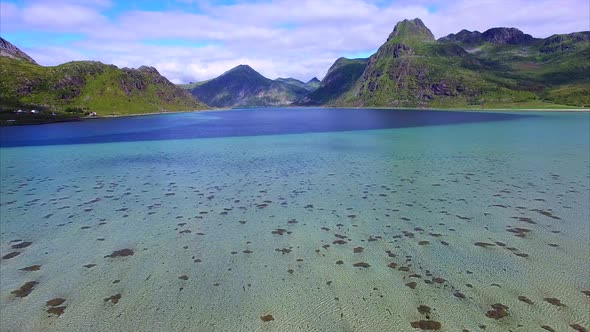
[0, 108, 529, 147]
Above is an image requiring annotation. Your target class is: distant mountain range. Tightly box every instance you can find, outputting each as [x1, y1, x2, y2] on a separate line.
[1, 18, 588, 124]
[187, 64, 311, 108]
[0, 37, 207, 124]
[188, 19, 588, 109]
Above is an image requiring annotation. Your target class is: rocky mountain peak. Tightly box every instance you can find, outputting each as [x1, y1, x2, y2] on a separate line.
[387, 18, 435, 42]
[481, 27, 534, 44]
[440, 27, 535, 45]
[0, 37, 37, 64]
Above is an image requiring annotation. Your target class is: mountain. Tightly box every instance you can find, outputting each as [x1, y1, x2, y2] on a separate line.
[0, 40, 208, 124]
[296, 58, 368, 105]
[340, 18, 493, 107]
[311, 18, 588, 108]
[275, 77, 321, 91]
[304, 77, 321, 91]
[439, 27, 536, 45]
[0, 37, 37, 64]
[190, 65, 309, 107]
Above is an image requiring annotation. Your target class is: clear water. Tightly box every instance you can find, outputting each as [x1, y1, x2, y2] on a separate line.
[1, 108, 589, 332]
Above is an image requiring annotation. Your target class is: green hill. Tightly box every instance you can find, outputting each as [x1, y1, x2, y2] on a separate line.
[0, 38, 208, 124]
[295, 58, 368, 105]
[310, 19, 589, 109]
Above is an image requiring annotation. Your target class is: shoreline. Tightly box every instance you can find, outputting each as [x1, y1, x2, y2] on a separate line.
[93, 106, 589, 121]
[2, 106, 587, 126]
[290, 106, 590, 113]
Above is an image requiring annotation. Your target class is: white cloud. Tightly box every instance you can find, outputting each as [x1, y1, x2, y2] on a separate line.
[21, 3, 108, 30]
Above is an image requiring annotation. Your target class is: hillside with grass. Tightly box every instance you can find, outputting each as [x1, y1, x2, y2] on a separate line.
[312, 19, 589, 109]
[295, 58, 369, 106]
[0, 38, 207, 124]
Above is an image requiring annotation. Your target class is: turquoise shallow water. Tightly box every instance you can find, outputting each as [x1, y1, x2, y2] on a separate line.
[0, 109, 589, 331]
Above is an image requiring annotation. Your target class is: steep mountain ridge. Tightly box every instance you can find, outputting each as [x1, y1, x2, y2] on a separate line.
[317, 19, 588, 108]
[0, 37, 37, 64]
[296, 58, 368, 105]
[440, 27, 536, 45]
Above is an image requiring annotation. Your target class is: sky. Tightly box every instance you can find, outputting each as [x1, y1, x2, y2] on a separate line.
[1, 0, 589, 84]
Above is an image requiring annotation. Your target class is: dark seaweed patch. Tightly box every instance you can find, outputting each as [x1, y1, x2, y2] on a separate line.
[11, 241, 32, 249]
[417, 305, 431, 316]
[486, 303, 509, 319]
[544, 298, 565, 306]
[518, 296, 534, 305]
[474, 242, 495, 247]
[11, 281, 38, 297]
[104, 294, 122, 304]
[2, 252, 21, 260]
[47, 306, 66, 316]
[19, 265, 41, 271]
[406, 282, 417, 289]
[261, 314, 274, 322]
[570, 324, 587, 332]
[105, 249, 134, 258]
[410, 320, 441, 330]
[46, 298, 66, 306]
[271, 229, 288, 235]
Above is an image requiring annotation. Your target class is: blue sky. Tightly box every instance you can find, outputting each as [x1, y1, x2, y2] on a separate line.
[1, 0, 588, 83]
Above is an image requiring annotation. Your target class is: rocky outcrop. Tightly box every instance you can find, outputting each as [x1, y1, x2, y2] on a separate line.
[440, 27, 535, 45]
[387, 18, 435, 42]
[0, 37, 37, 64]
[540, 31, 590, 53]
[482, 27, 535, 44]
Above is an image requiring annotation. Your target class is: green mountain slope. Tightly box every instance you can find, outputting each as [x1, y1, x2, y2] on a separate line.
[313, 19, 588, 108]
[275, 77, 320, 91]
[304, 77, 321, 91]
[0, 41, 208, 124]
[441, 31, 590, 107]
[190, 65, 309, 108]
[295, 58, 368, 105]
